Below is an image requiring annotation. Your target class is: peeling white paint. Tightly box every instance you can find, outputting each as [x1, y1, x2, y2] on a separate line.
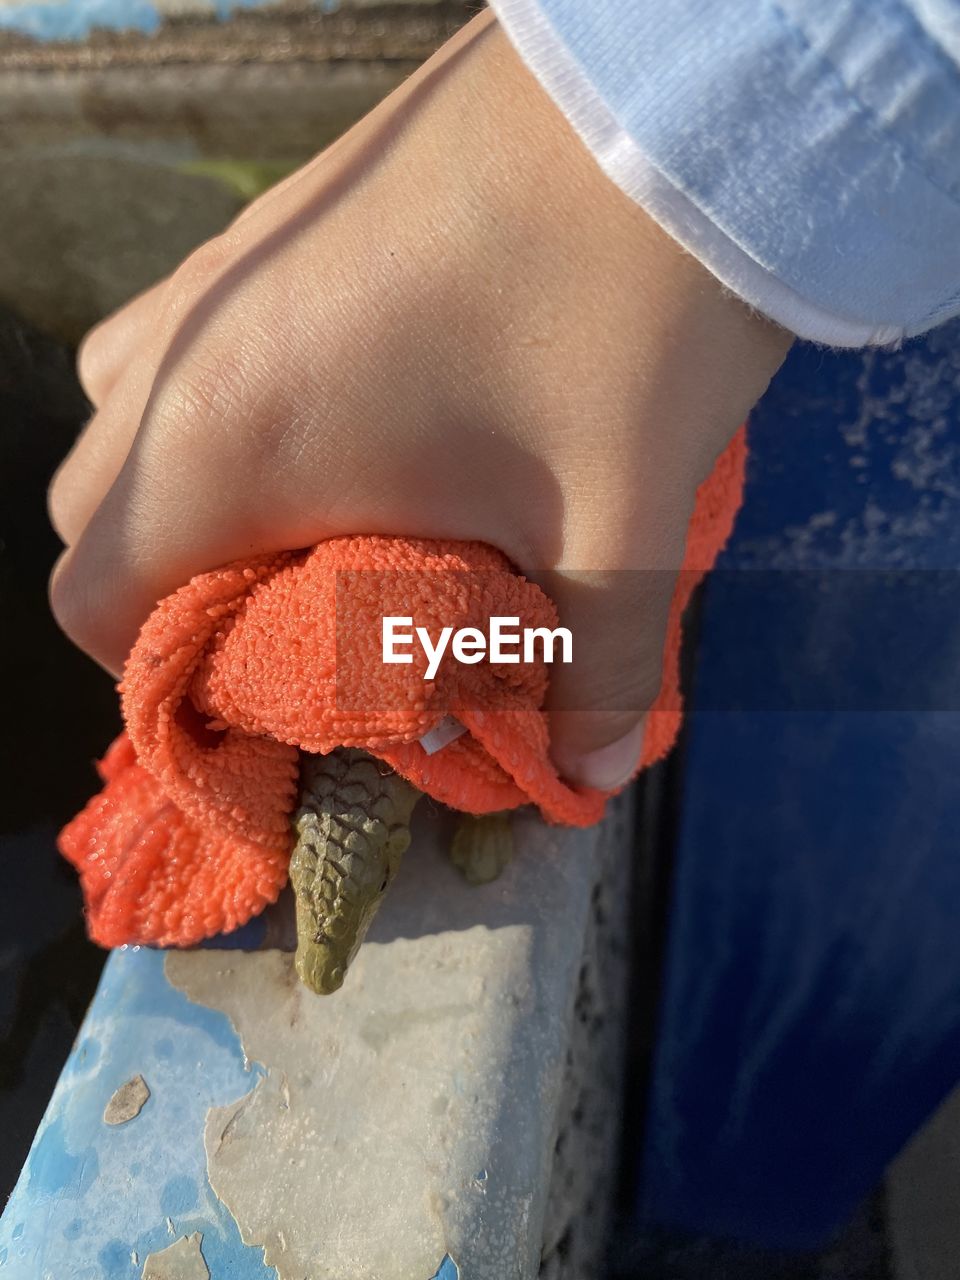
[141, 1232, 209, 1280]
[103, 1074, 150, 1126]
[166, 804, 626, 1279]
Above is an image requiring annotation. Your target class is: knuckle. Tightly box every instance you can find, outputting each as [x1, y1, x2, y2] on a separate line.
[49, 555, 95, 652]
[47, 466, 74, 543]
[76, 322, 115, 405]
[167, 232, 236, 303]
[50, 547, 126, 672]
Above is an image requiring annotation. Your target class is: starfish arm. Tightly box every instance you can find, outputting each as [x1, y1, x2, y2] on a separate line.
[290, 750, 421, 994]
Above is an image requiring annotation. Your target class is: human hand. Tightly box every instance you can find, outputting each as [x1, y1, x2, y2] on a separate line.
[49, 10, 791, 789]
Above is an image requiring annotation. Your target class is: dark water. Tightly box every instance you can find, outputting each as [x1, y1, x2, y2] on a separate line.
[0, 308, 119, 1203]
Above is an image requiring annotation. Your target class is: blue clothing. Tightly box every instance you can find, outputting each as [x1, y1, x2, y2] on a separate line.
[489, 0, 960, 346]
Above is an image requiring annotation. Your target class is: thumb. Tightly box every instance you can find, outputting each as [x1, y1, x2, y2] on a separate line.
[539, 569, 676, 790]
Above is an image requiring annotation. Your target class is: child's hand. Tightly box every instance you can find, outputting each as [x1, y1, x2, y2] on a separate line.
[48, 10, 791, 789]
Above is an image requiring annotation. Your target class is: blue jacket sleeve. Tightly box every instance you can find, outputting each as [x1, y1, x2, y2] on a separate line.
[488, 0, 960, 346]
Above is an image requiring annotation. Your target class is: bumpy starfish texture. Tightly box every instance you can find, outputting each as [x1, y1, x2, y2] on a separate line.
[290, 750, 422, 994]
[450, 812, 514, 885]
[290, 750, 516, 994]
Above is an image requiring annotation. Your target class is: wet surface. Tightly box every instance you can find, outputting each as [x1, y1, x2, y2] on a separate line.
[0, 305, 119, 1202]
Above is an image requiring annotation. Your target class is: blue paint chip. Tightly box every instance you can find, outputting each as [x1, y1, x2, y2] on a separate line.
[97, 1237, 133, 1279]
[26, 1114, 99, 1201]
[160, 1174, 197, 1220]
[93, 946, 243, 1059]
[0, 948, 276, 1278]
[430, 1255, 460, 1280]
[75, 1038, 101, 1070]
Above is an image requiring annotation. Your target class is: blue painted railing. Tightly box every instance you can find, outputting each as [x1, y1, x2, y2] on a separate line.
[0, 947, 276, 1278]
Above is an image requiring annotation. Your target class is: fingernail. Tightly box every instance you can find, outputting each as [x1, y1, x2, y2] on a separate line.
[565, 719, 646, 791]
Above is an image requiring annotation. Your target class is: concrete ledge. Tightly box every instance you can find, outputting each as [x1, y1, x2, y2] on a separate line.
[0, 798, 633, 1278]
[887, 1083, 960, 1280]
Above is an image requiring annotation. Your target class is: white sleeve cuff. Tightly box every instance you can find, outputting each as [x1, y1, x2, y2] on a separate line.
[489, 0, 960, 348]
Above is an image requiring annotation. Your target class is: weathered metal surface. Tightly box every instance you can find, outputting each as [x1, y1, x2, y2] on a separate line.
[0, 946, 275, 1278]
[141, 1232, 211, 1280]
[0, 795, 633, 1278]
